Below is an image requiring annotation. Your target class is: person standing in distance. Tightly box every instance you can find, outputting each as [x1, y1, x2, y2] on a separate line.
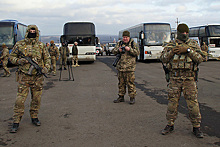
[0, 43, 11, 77]
[201, 42, 208, 62]
[112, 30, 140, 104]
[9, 25, 51, 133]
[160, 23, 204, 138]
[48, 40, 59, 75]
[72, 41, 79, 67]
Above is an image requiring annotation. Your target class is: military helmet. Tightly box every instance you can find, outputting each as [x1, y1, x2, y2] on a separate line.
[177, 23, 189, 33]
[123, 30, 130, 37]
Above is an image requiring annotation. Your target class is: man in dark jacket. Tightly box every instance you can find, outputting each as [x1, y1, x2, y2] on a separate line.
[72, 42, 79, 67]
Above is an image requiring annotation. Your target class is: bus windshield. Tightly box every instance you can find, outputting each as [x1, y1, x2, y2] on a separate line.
[144, 24, 171, 46]
[0, 24, 14, 46]
[64, 35, 95, 46]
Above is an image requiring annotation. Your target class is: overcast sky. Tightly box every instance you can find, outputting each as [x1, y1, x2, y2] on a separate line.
[0, 0, 219, 36]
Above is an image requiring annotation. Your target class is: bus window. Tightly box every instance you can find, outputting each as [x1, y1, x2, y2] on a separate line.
[210, 39, 220, 47]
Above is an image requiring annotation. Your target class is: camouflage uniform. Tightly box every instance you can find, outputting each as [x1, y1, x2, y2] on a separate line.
[161, 38, 203, 128]
[201, 43, 208, 61]
[48, 42, 59, 75]
[9, 25, 51, 123]
[72, 44, 79, 67]
[0, 44, 10, 76]
[112, 39, 140, 98]
[59, 45, 70, 69]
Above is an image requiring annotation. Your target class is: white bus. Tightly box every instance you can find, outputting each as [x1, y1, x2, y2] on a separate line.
[119, 23, 171, 61]
[60, 22, 96, 62]
[189, 24, 220, 59]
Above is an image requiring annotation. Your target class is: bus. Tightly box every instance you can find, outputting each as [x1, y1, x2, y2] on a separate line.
[119, 23, 171, 61]
[0, 20, 27, 54]
[189, 24, 220, 59]
[60, 22, 96, 62]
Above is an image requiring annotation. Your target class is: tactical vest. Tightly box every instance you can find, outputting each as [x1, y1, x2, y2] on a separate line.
[166, 41, 199, 78]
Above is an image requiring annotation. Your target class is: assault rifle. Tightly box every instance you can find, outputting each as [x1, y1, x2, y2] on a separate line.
[14, 48, 48, 78]
[162, 62, 170, 82]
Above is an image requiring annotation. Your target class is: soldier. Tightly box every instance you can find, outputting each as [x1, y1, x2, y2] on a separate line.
[72, 41, 79, 67]
[9, 25, 51, 133]
[45, 42, 50, 51]
[0, 43, 10, 77]
[59, 42, 70, 70]
[160, 23, 204, 138]
[112, 30, 140, 104]
[201, 42, 208, 61]
[48, 40, 59, 75]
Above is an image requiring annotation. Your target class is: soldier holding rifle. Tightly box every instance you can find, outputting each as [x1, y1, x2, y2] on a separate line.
[9, 25, 51, 133]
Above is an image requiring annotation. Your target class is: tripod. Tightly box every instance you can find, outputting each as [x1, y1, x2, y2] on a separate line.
[59, 58, 74, 81]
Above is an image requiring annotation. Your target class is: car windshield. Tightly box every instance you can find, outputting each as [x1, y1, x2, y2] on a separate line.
[109, 44, 116, 47]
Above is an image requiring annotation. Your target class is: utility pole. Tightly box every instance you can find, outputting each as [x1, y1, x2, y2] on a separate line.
[175, 18, 180, 28]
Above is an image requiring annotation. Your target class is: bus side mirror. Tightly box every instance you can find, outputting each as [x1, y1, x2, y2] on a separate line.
[171, 33, 175, 40]
[139, 31, 145, 40]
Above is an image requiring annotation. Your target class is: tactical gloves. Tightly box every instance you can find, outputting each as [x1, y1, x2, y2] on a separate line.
[42, 67, 48, 74]
[173, 46, 188, 54]
[17, 58, 28, 65]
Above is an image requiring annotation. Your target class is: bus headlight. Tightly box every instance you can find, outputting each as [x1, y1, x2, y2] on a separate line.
[145, 51, 151, 54]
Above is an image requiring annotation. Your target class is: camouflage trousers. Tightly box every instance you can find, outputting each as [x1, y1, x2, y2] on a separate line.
[13, 73, 44, 123]
[2, 59, 10, 76]
[51, 56, 57, 74]
[166, 78, 201, 127]
[72, 55, 78, 65]
[59, 56, 67, 68]
[118, 71, 137, 98]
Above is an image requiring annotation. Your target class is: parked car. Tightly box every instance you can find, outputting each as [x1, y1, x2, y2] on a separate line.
[106, 42, 116, 56]
[96, 44, 103, 56]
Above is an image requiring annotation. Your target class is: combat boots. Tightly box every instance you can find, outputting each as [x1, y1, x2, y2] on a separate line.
[113, 96, 124, 103]
[129, 97, 135, 105]
[31, 118, 41, 126]
[10, 123, 19, 133]
[161, 125, 174, 135]
[193, 127, 204, 138]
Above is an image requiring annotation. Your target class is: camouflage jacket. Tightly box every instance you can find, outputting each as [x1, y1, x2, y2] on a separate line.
[0, 47, 9, 61]
[10, 25, 51, 75]
[48, 44, 59, 57]
[112, 39, 140, 72]
[160, 39, 203, 78]
[201, 44, 208, 52]
[59, 46, 70, 57]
